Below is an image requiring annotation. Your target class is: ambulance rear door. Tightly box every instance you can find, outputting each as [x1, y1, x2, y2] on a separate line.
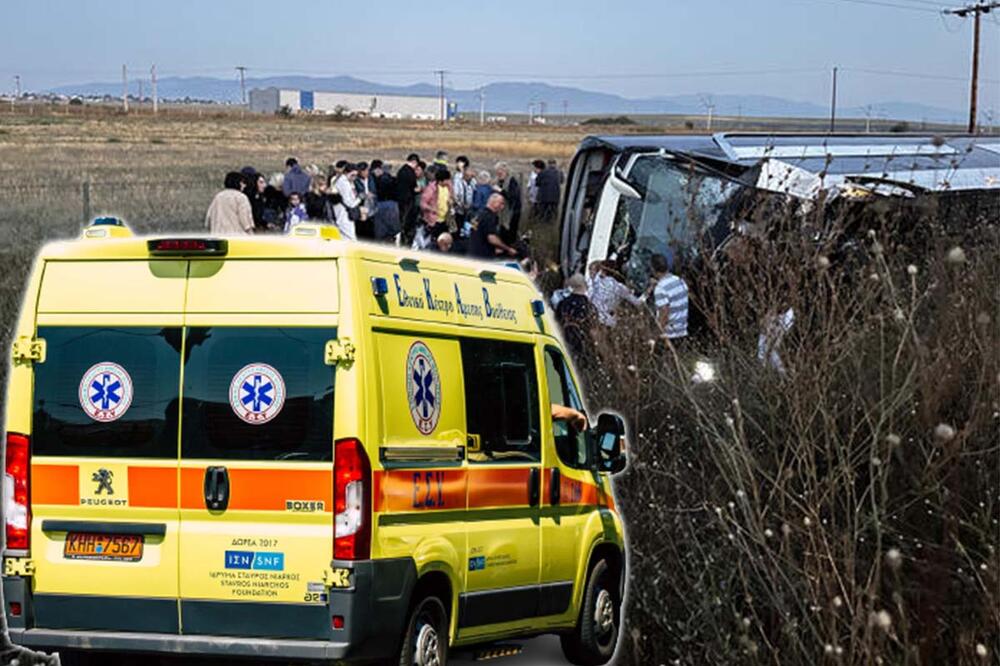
[177, 259, 339, 639]
[29, 258, 187, 633]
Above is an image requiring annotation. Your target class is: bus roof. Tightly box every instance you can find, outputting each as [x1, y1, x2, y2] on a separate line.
[578, 132, 1000, 193]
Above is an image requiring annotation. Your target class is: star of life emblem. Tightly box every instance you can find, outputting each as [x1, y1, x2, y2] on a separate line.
[229, 363, 286, 425]
[406, 341, 441, 435]
[79, 362, 133, 422]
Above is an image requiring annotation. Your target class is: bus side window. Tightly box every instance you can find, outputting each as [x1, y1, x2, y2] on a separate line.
[544, 348, 588, 469]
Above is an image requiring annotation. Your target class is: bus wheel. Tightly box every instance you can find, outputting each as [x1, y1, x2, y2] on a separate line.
[560, 558, 620, 665]
[398, 594, 449, 666]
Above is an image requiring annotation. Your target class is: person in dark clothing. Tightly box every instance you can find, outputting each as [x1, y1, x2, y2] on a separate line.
[395, 153, 420, 239]
[240, 167, 268, 232]
[303, 192, 328, 222]
[261, 178, 287, 232]
[282, 157, 311, 197]
[468, 193, 517, 259]
[370, 160, 401, 240]
[371, 160, 395, 201]
[494, 162, 522, 242]
[533, 161, 561, 225]
[555, 274, 599, 361]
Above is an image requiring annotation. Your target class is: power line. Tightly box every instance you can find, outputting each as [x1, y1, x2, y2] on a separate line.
[843, 66, 1000, 83]
[802, 0, 946, 12]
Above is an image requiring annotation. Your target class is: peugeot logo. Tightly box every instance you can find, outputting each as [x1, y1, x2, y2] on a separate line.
[92, 469, 114, 495]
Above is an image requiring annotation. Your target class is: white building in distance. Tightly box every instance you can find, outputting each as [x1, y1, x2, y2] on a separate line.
[249, 88, 447, 120]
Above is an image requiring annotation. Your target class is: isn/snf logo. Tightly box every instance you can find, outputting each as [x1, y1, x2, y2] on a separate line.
[224, 550, 285, 571]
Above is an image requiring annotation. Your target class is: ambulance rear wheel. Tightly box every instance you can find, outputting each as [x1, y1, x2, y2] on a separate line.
[560, 557, 621, 665]
[398, 594, 449, 666]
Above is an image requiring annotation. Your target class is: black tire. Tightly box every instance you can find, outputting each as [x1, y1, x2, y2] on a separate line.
[560, 558, 621, 666]
[397, 594, 449, 666]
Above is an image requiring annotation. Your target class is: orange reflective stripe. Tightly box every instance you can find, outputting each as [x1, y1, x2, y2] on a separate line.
[32, 464, 78, 505]
[467, 468, 532, 508]
[373, 469, 467, 512]
[180, 467, 332, 511]
[128, 466, 177, 508]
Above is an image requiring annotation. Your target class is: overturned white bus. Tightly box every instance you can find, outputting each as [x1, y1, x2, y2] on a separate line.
[559, 133, 1000, 289]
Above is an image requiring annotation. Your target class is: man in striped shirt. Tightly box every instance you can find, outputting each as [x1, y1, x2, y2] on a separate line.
[651, 253, 689, 340]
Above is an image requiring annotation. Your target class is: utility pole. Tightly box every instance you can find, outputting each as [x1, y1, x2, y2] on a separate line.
[236, 65, 247, 106]
[698, 95, 715, 132]
[562, 100, 568, 124]
[527, 102, 534, 125]
[539, 101, 547, 123]
[829, 66, 838, 132]
[138, 79, 143, 106]
[122, 64, 129, 113]
[434, 69, 446, 125]
[151, 64, 158, 114]
[478, 88, 485, 126]
[14, 75, 21, 98]
[944, 3, 1000, 133]
[864, 105, 873, 133]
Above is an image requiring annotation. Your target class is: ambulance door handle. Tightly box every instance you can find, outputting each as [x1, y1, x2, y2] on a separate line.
[204, 466, 230, 512]
[550, 468, 561, 506]
[528, 468, 540, 507]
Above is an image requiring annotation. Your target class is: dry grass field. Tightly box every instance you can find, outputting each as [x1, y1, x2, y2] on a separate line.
[0, 108, 585, 321]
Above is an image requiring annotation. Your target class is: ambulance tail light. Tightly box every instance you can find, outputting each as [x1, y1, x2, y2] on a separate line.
[334, 438, 371, 560]
[147, 238, 228, 256]
[4, 433, 30, 551]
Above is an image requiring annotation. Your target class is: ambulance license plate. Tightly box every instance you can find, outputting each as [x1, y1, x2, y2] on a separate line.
[64, 533, 144, 562]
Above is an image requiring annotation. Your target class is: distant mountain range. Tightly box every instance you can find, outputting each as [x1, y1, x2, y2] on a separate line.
[49, 75, 967, 124]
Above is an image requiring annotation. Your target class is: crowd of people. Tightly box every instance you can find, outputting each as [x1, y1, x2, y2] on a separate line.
[205, 152, 563, 260]
[203, 151, 690, 362]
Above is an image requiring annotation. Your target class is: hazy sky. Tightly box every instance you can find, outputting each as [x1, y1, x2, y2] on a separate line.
[2, 0, 998, 113]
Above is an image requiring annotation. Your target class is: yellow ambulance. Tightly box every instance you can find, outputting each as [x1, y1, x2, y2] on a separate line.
[2, 218, 628, 665]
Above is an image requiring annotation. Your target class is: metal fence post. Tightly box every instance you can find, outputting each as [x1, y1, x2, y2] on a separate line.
[82, 179, 91, 224]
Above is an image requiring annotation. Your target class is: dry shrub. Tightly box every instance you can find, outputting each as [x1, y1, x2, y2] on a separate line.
[578, 194, 999, 665]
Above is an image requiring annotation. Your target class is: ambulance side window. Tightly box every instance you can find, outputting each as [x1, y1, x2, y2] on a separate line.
[544, 348, 589, 469]
[461, 339, 540, 463]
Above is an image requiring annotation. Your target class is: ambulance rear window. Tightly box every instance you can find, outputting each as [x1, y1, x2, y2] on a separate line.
[33, 327, 181, 458]
[181, 327, 335, 461]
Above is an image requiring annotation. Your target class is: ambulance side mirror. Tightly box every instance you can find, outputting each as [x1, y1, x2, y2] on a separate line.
[592, 412, 627, 475]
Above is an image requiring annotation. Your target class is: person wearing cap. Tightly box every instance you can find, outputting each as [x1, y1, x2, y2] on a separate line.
[282, 157, 311, 197]
[434, 150, 448, 167]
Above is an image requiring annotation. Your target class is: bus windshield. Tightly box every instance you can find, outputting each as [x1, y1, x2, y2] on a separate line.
[609, 155, 741, 288]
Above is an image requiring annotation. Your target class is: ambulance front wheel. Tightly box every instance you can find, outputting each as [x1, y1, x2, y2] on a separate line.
[398, 594, 449, 666]
[560, 557, 621, 665]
